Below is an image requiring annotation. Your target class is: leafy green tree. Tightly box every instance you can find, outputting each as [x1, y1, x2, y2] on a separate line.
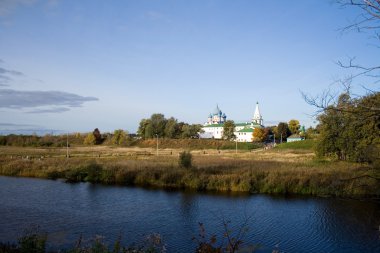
[288, 119, 300, 134]
[164, 117, 178, 138]
[150, 113, 167, 137]
[137, 119, 150, 139]
[222, 120, 236, 140]
[190, 124, 203, 138]
[112, 129, 129, 146]
[181, 124, 202, 138]
[144, 122, 154, 139]
[316, 92, 380, 162]
[83, 133, 96, 145]
[138, 114, 202, 139]
[181, 124, 190, 138]
[277, 122, 290, 140]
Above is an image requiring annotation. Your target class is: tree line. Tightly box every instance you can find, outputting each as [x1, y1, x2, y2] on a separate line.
[222, 119, 312, 142]
[0, 129, 134, 147]
[137, 113, 203, 139]
[0, 117, 314, 147]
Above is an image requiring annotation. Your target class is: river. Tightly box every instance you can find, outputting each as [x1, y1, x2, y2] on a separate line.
[0, 176, 379, 252]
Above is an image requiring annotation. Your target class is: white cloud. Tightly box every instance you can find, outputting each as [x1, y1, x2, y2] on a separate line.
[0, 89, 99, 112]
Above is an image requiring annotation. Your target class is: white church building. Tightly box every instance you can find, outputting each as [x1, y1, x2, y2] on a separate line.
[201, 102, 264, 142]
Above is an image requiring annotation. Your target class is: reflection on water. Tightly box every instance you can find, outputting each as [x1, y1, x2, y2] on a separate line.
[0, 176, 379, 252]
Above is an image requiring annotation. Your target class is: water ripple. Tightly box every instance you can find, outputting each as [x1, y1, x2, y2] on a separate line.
[0, 176, 379, 253]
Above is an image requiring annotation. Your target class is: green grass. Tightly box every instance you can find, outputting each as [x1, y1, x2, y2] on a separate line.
[275, 139, 315, 150]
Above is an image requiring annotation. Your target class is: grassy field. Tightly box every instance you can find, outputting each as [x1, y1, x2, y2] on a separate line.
[0, 143, 379, 197]
[275, 139, 315, 150]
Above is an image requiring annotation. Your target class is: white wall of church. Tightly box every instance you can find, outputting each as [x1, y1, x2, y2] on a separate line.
[202, 126, 224, 139]
[234, 131, 253, 142]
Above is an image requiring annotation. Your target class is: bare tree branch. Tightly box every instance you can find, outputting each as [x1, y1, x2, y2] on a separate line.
[336, 1, 380, 79]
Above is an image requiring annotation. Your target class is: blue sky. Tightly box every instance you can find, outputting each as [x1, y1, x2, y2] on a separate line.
[0, 0, 378, 134]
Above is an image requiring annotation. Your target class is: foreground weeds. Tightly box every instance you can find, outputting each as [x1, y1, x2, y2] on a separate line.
[0, 230, 166, 253]
[0, 220, 257, 253]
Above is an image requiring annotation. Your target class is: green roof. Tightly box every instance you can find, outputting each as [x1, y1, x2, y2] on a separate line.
[236, 128, 254, 133]
[203, 123, 224, 128]
[235, 122, 251, 127]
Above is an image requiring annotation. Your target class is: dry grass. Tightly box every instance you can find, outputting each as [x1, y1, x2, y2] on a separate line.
[0, 146, 379, 197]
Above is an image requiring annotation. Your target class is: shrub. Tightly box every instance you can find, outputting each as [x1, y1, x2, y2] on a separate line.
[179, 151, 192, 168]
[85, 162, 103, 183]
[18, 228, 46, 253]
[83, 133, 96, 145]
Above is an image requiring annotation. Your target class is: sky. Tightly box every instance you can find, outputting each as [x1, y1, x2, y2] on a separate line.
[0, 0, 378, 134]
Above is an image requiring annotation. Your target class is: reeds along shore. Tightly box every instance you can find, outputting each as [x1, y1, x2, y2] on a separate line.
[0, 144, 379, 197]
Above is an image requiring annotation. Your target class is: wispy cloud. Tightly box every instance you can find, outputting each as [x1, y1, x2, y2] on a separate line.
[0, 67, 24, 76]
[0, 0, 36, 17]
[27, 107, 70, 114]
[0, 75, 11, 82]
[0, 122, 36, 127]
[0, 66, 24, 86]
[0, 122, 63, 135]
[0, 61, 98, 113]
[0, 89, 99, 111]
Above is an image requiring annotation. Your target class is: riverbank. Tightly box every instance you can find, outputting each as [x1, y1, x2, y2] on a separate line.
[0, 145, 379, 197]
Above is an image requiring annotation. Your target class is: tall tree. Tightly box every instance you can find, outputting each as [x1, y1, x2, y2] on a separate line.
[92, 128, 102, 144]
[164, 117, 178, 138]
[112, 129, 129, 146]
[316, 92, 380, 162]
[252, 128, 267, 142]
[190, 124, 203, 138]
[277, 122, 290, 140]
[150, 113, 167, 137]
[181, 124, 202, 139]
[137, 119, 150, 139]
[288, 119, 300, 134]
[222, 120, 236, 140]
[144, 122, 154, 139]
[181, 124, 191, 139]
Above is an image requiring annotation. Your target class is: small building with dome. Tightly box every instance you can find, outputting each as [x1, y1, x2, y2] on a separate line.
[201, 102, 264, 142]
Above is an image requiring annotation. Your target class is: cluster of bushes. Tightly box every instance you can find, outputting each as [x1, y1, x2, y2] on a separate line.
[0, 134, 71, 147]
[82, 128, 138, 146]
[135, 139, 263, 150]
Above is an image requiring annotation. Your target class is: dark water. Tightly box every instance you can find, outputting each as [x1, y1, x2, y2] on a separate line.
[0, 176, 379, 253]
